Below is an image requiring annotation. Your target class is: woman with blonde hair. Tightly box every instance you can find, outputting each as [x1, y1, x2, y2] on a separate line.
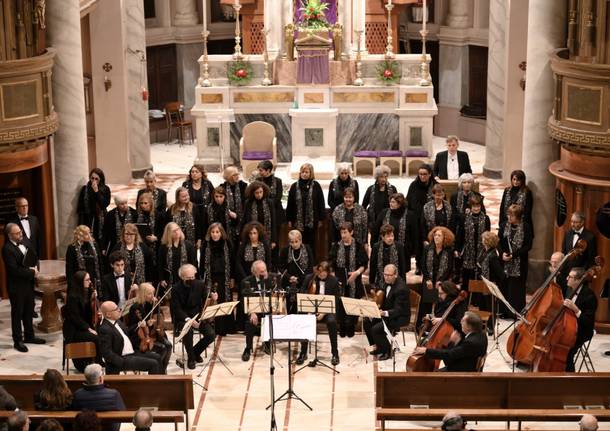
[157, 222, 197, 290]
[65, 225, 103, 293]
[34, 369, 73, 411]
[477, 230, 504, 330]
[111, 223, 153, 284]
[222, 166, 247, 223]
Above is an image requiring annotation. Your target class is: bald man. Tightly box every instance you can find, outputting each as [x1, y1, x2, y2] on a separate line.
[97, 301, 163, 374]
[580, 414, 598, 431]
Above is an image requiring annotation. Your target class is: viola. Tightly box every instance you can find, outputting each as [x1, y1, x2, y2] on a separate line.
[90, 285, 101, 328]
[533, 257, 604, 372]
[406, 290, 468, 371]
[506, 239, 586, 365]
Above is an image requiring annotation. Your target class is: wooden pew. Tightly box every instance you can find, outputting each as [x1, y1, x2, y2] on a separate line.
[0, 410, 184, 424]
[0, 375, 194, 428]
[376, 372, 610, 431]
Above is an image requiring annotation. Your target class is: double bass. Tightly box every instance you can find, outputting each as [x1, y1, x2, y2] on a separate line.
[406, 290, 467, 371]
[506, 240, 586, 364]
[533, 257, 604, 372]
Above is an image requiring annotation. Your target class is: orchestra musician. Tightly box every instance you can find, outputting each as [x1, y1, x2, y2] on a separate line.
[413, 311, 487, 371]
[241, 260, 273, 362]
[423, 281, 466, 334]
[296, 261, 340, 366]
[364, 264, 410, 361]
[561, 212, 597, 270]
[171, 264, 217, 370]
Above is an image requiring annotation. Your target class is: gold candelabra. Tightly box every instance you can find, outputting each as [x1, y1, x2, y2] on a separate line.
[419, 27, 430, 86]
[199, 30, 212, 87]
[232, 3, 244, 60]
[261, 28, 272, 86]
[384, 1, 395, 60]
[353, 30, 364, 86]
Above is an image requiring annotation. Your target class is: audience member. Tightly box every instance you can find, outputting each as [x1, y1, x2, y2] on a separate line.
[73, 411, 101, 431]
[6, 410, 29, 431]
[0, 385, 17, 410]
[34, 369, 73, 411]
[579, 414, 599, 431]
[132, 409, 153, 431]
[441, 411, 468, 431]
[35, 419, 64, 431]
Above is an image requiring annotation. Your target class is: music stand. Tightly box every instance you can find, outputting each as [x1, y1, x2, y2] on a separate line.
[381, 319, 401, 372]
[341, 297, 381, 319]
[175, 315, 199, 378]
[262, 314, 315, 411]
[294, 293, 339, 374]
[244, 297, 284, 369]
[197, 301, 240, 377]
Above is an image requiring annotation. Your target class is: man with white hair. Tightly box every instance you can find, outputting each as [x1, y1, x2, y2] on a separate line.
[240, 260, 272, 361]
[137, 170, 167, 212]
[102, 194, 137, 255]
[580, 414, 598, 431]
[441, 412, 467, 431]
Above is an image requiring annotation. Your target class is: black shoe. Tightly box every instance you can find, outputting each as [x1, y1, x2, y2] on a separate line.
[187, 360, 196, 370]
[242, 348, 251, 362]
[378, 353, 391, 361]
[331, 355, 340, 366]
[263, 343, 271, 355]
[347, 331, 355, 338]
[194, 355, 203, 363]
[339, 330, 346, 338]
[369, 349, 380, 356]
[24, 337, 45, 344]
[486, 325, 494, 336]
[14, 342, 28, 353]
[296, 352, 307, 365]
[604, 351, 610, 357]
[175, 359, 185, 369]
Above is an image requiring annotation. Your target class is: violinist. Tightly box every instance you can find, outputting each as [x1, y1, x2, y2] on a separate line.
[241, 260, 272, 362]
[127, 283, 171, 372]
[279, 230, 314, 314]
[413, 311, 487, 371]
[62, 271, 102, 371]
[424, 281, 466, 335]
[171, 264, 217, 370]
[296, 261, 340, 366]
[563, 267, 598, 372]
[101, 251, 137, 311]
[365, 264, 409, 361]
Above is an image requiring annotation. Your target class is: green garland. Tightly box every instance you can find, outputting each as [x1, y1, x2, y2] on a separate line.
[227, 61, 253, 86]
[376, 60, 401, 85]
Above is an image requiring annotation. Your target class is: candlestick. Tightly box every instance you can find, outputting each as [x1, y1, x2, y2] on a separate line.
[202, 0, 207, 34]
[353, 29, 364, 86]
[422, 0, 427, 33]
[384, 0, 394, 59]
[261, 28, 272, 86]
[419, 26, 430, 86]
[232, 3, 244, 60]
[199, 30, 212, 87]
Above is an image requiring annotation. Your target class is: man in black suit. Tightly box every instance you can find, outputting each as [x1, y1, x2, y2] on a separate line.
[137, 170, 167, 213]
[561, 212, 597, 270]
[1, 223, 45, 352]
[296, 261, 341, 366]
[102, 194, 137, 255]
[364, 264, 410, 361]
[98, 300, 163, 374]
[10, 197, 42, 260]
[563, 267, 598, 372]
[241, 260, 273, 362]
[414, 311, 487, 371]
[433, 136, 472, 180]
[101, 251, 136, 310]
[171, 264, 217, 369]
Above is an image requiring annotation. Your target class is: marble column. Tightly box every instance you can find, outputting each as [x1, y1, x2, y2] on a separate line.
[482, 0, 505, 178]
[174, 0, 198, 26]
[264, 0, 282, 56]
[351, 0, 366, 55]
[447, 0, 471, 29]
[126, 0, 152, 177]
[46, 0, 89, 255]
[521, 0, 567, 286]
[340, 0, 352, 59]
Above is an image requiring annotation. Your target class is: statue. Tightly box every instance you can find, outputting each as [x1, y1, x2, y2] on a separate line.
[332, 23, 342, 61]
[35, 0, 46, 29]
[284, 23, 295, 61]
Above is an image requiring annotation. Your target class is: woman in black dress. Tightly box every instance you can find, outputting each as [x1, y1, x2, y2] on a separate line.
[111, 223, 154, 284]
[331, 187, 367, 244]
[373, 193, 417, 260]
[136, 191, 164, 268]
[166, 187, 203, 247]
[477, 231, 505, 330]
[421, 184, 453, 239]
[363, 165, 397, 233]
[65, 226, 103, 294]
[328, 163, 360, 211]
[499, 169, 534, 234]
[182, 164, 215, 218]
[243, 181, 277, 249]
[451, 173, 485, 217]
[222, 166, 247, 227]
[77, 168, 111, 244]
[157, 222, 197, 291]
[204, 186, 238, 242]
[455, 194, 490, 291]
[278, 229, 315, 313]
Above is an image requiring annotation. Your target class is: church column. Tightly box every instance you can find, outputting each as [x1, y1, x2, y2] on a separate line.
[126, 0, 152, 177]
[447, 0, 471, 29]
[265, 0, 282, 56]
[46, 0, 89, 254]
[340, 0, 352, 59]
[174, 0, 198, 26]
[520, 0, 567, 284]
[351, 0, 366, 55]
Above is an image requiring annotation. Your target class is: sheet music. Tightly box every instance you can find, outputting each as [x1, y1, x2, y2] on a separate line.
[481, 276, 528, 324]
[261, 314, 316, 342]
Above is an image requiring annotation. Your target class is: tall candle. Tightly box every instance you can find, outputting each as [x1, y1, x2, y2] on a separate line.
[202, 0, 207, 34]
[422, 0, 427, 32]
[234, 0, 240, 5]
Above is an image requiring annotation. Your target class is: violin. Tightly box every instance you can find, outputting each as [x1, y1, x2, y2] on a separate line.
[198, 281, 218, 323]
[90, 284, 101, 328]
[533, 257, 604, 372]
[137, 284, 172, 352]
[506, 239, 586, 364]
[406, 290, 468, 371]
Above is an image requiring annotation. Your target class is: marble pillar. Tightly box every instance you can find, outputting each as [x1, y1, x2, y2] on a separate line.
[482, 0, 505, 178]
[351, 0, 366, 55]
[447, 0, 471, 29]
[126, 0, 152, 177]
[340, 0, 352, 59]
[46, 0, 89, 255]
[264, 0, 282, 56]
[174, 0, 198, 26]
[521, 0, 567, 286]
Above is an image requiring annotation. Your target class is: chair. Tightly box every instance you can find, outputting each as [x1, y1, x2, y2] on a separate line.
[467, 280, 491, 331]
[239, 121, 277, 177]
[401, 289, 421, 346]
[64, 342, 97, 375]
[378, 151, 403, 176]
[476, 354, 487, 372]
[404, 149, 430, 176]
[575, 334, 595, 372]
[164, 102, 193, 146]
[353, 151, 377, 176]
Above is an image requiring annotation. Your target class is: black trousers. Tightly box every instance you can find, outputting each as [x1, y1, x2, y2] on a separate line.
[299, 313, 338, 356]
[9, 286, 35, 342]
[180, 322, 215, 361]
[153, 337, 172, 372]
[336, 297, 356, 337]
[364, 318, 397, 355]
[566, 333, 592, 372]
[244, 314, 262, 350]
[122, 351, 163, 374]
[503, 276, 526, 316]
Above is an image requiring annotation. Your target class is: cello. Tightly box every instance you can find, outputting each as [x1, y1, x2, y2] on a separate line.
[533, 257, 603, 372]
[406, 290, 467, 371]
[506, 239, 586, 364]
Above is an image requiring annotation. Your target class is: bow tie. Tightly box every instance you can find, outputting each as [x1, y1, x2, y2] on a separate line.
[115, 274, 125, 280]
[574, 231, 581, 236]
[20, 217, 28, 221]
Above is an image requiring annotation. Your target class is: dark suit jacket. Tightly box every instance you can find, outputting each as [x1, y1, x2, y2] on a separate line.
[9, 213, 42, 259]
[137, 187, 167, 213]
[2, 241, 37, 295]
[72, 384, 125, 431]
[62, 295, 94, 342]
[433, 150, 472, 179]
[299, 273, 340, 312]
[171, 279, 207, 324]
[98, 319, 134, 373]
[572, 284, 597, 346]
[101, 272, 133, 305]
[380, 276, 410, 330]
[426, 330, 488, 371]
[561, 228, 597, 269]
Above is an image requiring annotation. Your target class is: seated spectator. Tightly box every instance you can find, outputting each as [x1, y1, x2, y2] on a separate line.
[132, 409, 153, 431]
[441, 411, 468, 431]
[580, 414, 598, 431]
[72, 364, 125, 431]
[7, 411, 29, 431]
[73, 411, 101, 431]
[0, 386, 17, 410]
[34, 369, 73, 411]
[433, 135, 472, 180]
[35, 420, 64, 431]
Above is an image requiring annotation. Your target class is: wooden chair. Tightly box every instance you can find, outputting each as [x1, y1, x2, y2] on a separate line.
[476, 354, 487, 372]
[467, 280, 491, 331]
[239, 121, 277, 177]
[164, 102, 193, 146]
[64, 342, 97, 375]
[401, 289, 421, 346]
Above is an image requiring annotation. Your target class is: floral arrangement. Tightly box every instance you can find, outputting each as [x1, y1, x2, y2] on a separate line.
[298, 0, 330, 30]
[227, 61, 253, 86]
[376, 60, 401, 85]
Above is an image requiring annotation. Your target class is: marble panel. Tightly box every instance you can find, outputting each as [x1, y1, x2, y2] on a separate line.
[230, 114, 292, 163]
[336, 113, 399, 162]
[333, 91, 395, 104]
[233, 91, 294, 103]
[201, 93, 224, 104]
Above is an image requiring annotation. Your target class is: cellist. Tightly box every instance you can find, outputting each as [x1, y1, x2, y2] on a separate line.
[423, 281, 466, 335]
[562, 267, 598, 372]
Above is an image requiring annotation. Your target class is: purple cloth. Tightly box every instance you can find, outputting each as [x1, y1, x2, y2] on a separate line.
[295, 0, 337, 25]
[405, 149, 429, 157]
[297, 49, 330, 84]
[354, 151, 378, 157]
[378, 150, 402, 157]
[242, 151, 273, 160]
